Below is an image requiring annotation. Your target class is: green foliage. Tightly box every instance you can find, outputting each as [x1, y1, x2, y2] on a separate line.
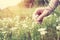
[0, 6, 60, 40]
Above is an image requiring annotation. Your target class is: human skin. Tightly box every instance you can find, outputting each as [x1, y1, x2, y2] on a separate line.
[33, 0, 59, 24]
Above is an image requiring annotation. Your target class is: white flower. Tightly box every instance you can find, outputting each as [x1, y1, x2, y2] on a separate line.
[56, 26, 60, 30]
[22, 24, 28, 28]
[38, 28, 46, 32]
[40, 31, 47, 35]
[38, 28, 47, 35]
[54, 14, 57, 16]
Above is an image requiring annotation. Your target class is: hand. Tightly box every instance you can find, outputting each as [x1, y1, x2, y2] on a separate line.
[32, 7, 45, 24]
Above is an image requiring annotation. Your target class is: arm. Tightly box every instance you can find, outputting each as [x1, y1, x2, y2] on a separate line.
[38, 0, 59, 19]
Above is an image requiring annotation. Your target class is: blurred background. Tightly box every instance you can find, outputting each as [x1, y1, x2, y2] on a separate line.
[0, 0, 60, 40]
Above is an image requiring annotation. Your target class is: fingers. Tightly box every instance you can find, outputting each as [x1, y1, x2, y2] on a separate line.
[37, 16, 43, 24]
[33, 8, 45, 24]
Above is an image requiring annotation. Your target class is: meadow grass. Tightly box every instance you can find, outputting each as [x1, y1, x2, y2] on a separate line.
[0, 6, 60, 40]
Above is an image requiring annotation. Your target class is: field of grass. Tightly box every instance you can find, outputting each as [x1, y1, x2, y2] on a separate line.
[0, 5, 60, 40]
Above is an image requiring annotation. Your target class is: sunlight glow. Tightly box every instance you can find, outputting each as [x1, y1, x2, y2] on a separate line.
[0, 0, 22, 9]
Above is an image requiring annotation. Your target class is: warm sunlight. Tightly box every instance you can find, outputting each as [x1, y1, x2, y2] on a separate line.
[0, 0, 22, 9]
[0, 0, 60, 40]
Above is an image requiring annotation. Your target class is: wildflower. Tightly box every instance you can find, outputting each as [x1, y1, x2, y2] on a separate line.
[56, 26, 60, 31]
[38, 28, 46, 32]
[54, 14, 57, 16]
[22, 24, 28, 28]
[38, 28, 47, 35]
